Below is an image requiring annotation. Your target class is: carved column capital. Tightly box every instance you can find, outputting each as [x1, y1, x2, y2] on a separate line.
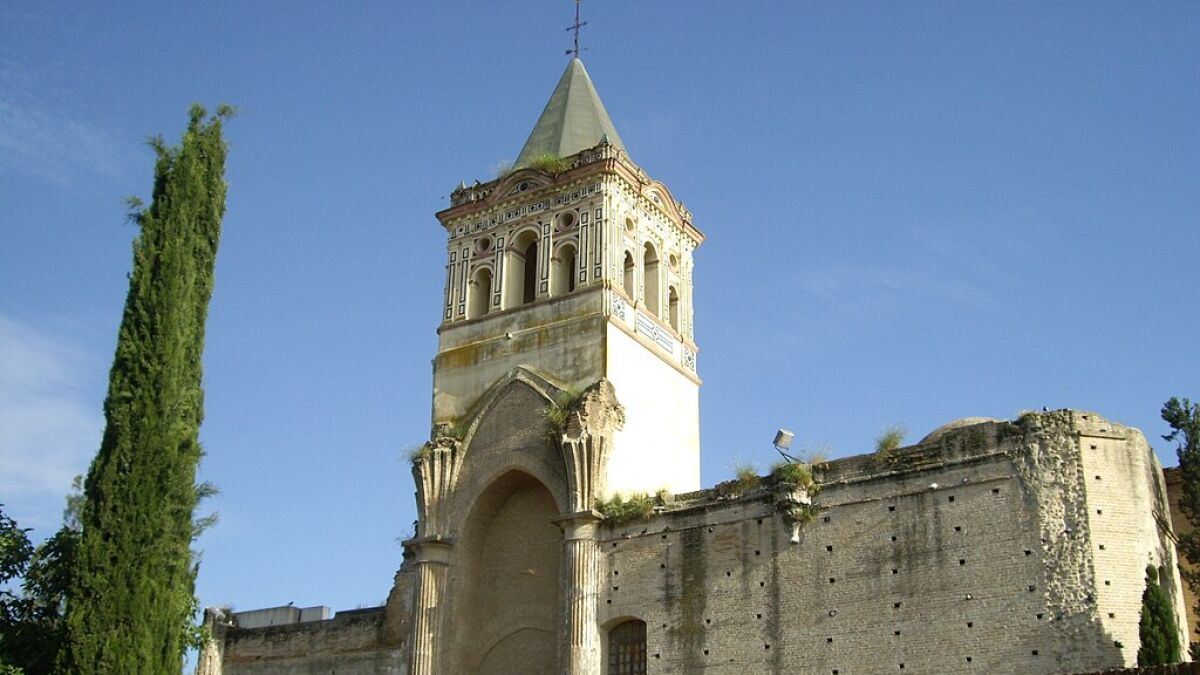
[412, 436, 463, 539]
[559, 379, 625, 513]
[552, 510, 604, 541]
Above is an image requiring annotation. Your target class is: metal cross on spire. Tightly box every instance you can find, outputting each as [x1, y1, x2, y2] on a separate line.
[566, 0, 587, 58]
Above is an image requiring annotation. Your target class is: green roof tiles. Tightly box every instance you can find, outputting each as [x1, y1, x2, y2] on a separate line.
[515, 58, 626, 167]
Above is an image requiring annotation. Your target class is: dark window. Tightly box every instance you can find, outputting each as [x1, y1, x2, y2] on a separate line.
[608, 619, 647, 675]
[522, 239, 539, 304]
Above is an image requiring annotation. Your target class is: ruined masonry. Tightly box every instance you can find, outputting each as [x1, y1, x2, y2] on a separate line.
[198, 58, 1189, 675]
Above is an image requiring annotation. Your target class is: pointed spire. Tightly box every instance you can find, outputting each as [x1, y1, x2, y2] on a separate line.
[514, 58, 626, 168]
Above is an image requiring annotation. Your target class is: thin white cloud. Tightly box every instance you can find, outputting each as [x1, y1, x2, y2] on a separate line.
[0, 315, 101, 531]
[0, 58, 135, 188]
[797, 222, 1025, 322]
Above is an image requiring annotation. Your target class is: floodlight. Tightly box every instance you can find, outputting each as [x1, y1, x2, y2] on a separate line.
[773, 429, 794, 451]
[773, 429, 799, 464]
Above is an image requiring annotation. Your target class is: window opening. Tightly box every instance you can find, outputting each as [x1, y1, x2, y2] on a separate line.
[468, 268, 492, 319]
[607, 619, 647, 675]
[643, 242, 660, 316]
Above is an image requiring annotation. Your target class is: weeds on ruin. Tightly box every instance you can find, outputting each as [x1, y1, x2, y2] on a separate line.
[543, 387, 584, 439]
[873, 425, 907, 466]
[733, 465, 762, 493]
[769, 461, 820, 497]
[596, 492, 655, 525]
[526, 153, 572, 175]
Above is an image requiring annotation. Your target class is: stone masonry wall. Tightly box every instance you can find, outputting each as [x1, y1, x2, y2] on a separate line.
[597, 412, 1177, 675]
[211, 411, 1182, 674]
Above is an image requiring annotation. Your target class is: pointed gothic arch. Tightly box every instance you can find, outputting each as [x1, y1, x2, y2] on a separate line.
[448, 470, 561, 675]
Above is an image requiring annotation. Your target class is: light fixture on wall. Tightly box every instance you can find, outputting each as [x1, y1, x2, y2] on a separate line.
[774, 428, 799, 464]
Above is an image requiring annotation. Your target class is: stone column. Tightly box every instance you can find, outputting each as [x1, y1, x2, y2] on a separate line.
[556, 380, 624, 675]
[556, 512, 604, 675]
[408, 538, 452, 675]
[407, 436, 462, 675]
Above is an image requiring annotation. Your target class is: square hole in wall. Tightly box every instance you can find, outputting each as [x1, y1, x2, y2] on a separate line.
[824, 516, 831, 523]
[1032, 650, 1039, 656]
[1037, 613, 1044, 620]
[1105, 580, 1111, 586]
[992, 488, 1001, 494]
[1025, 550, 1033, 556]
[967, 622, 973, 628]
[826, 545, 834, 552]
[1028, 585, 1036, 592]
[891, 535, 897, 542]
[948, 495, 955, 502]
[892, 569, 899, 575]
[954, 526, 962, 532]
[1108, 613, 1115, 619]
[959, 559, 966, 566]
[827, 637, 833, 643]
[829, 578, 836, 584]
[889, 505, 896, 512]
[893, 602, 902, 608]
[1099, 544, 1106, 550]
[893, 630, 901, 636]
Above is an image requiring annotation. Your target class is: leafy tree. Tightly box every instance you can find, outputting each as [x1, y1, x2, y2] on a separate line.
[56, 104, 231, 675]
[1163, 396, 1200, 652]
[1138, 565, 1182, 665]
[1, 483, 80, 675]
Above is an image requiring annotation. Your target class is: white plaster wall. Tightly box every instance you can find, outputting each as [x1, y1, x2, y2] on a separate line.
[605, 324, 700, 497]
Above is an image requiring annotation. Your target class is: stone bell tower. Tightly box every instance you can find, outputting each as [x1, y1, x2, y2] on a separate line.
[404, 57, 706, 675]
[430, 57, 704, 498]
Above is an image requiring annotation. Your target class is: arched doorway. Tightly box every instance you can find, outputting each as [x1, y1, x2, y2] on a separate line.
[449, 471, 562, 675]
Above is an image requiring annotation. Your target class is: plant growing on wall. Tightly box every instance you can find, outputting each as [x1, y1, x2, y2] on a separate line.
[596, 493, 655, 525]
[57, 105, 231, 674]
[874, 425, 907, 466]
[526, 153, 572, 175]
[1164, 396, 1200, 654]
[543, 388, 583, 438]
[1137, 565, 1182, 666]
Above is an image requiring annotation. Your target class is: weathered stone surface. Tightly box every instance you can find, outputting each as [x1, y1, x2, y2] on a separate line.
[212, 411, 1189, 674]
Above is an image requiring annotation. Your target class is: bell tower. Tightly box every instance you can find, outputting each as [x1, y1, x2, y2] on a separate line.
[431, 57, 704, 496]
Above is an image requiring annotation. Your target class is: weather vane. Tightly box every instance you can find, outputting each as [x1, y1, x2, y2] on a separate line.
[566, 0, 587, 58]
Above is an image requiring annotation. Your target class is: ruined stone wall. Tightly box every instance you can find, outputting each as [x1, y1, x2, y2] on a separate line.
[212, 564, 415, 675]
[597, 412, 1180, 675]
[212, 412, 1183, 674]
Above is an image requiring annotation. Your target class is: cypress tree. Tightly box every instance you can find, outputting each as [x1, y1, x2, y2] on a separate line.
[1138, 565, 1182, 666]
[57, 105, 230, 674]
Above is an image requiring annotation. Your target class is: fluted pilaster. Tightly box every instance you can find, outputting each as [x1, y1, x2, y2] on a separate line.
[556, 514, 603, 675]
[408, 539, 451, 675]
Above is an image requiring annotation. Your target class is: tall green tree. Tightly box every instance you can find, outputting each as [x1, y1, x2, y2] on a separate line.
[1164, 396, 1200, 653]
[56, 104, 231, 674]
[1138, 565, 1182, 665]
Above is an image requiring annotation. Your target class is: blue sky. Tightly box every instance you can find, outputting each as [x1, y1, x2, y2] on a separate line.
[2, 1, 1197, 621]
